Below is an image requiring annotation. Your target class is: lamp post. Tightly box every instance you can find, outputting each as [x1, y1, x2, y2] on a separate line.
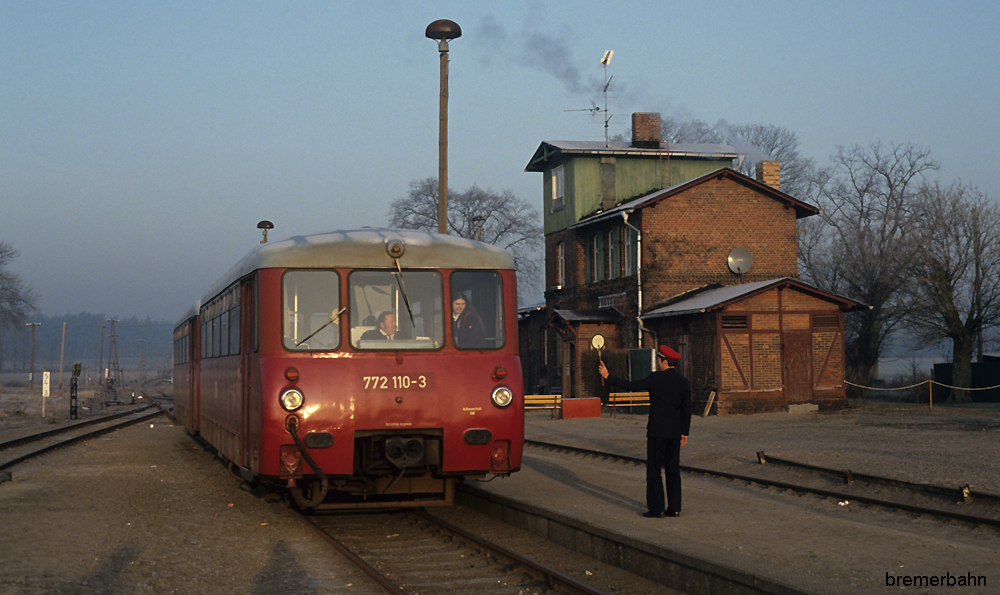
[425, 19, 462, 235]
[472, 215, 486, 241]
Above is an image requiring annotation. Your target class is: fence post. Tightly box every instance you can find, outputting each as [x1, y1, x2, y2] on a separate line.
[929, 380, 933, 410]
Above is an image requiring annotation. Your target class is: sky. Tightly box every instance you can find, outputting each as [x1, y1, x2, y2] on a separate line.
[3, 0, 999, 325]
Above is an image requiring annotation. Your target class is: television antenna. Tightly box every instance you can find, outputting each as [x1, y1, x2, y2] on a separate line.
[600, 50, 613, 147]
[565, 50, 614, 147]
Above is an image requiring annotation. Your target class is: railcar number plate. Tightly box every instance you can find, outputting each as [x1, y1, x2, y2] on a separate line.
[362, 374, 433, 390]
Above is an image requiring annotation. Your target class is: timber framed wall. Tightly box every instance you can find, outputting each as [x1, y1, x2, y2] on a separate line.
[653, 285, 848, 415]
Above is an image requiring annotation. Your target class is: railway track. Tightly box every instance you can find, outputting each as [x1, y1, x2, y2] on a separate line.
[0, 402, 169, 474]
[525, 439, 1000, 529]
[297, 508, 610, 595]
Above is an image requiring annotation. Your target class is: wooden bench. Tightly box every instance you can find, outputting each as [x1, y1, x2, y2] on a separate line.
[608, 392, 649, 417]
[609, 390, 717, 417]
[524, 394, 562, 419]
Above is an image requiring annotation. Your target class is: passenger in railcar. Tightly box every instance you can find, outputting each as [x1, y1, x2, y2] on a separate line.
[598, 345, 692, 518]
[360, 311, 397, 341]
[452, 294, 487, 348]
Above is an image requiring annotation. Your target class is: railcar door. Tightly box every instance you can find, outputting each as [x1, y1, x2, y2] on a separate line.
[240, 277, 253, 468]
[192, 319, 201, 432]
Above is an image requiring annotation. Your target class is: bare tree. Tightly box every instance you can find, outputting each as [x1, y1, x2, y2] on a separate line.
[655, 118, 819, 199]
[723, 123, 818, 200]
[801, 142, 938, 388]
[0, 241, 38, 328]
[0, 241, 39, 371]
[660, 116, 724, 144]
[901, 182, 1000, 401]
[388, 178, 544, 304]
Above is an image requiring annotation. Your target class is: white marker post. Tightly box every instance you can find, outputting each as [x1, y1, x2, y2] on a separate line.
[42, 371, 51, 418]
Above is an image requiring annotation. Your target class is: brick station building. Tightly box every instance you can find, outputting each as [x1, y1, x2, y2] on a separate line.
[518, 113, 864, 414]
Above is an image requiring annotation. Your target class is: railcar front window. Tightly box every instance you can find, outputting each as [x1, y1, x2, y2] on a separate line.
[450, 271, 505, 349]
[349, 271, 444, 350]
[282, 271, 341, 351]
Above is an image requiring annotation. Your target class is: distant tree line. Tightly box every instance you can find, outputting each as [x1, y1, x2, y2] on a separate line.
[1, 241, 173, 382]
[0, 312, 173, 381]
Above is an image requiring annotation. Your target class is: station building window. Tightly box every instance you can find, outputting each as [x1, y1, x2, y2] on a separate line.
[551, 165, 564, 212]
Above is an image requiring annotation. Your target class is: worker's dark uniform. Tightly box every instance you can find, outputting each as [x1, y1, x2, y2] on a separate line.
[605, 368, 692, 515]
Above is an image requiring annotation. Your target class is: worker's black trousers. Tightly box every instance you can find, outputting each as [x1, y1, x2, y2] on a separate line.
[646, 436, 682, 514]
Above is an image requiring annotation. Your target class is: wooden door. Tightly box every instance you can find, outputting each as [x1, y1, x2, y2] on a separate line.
[783, 331, 812, 404]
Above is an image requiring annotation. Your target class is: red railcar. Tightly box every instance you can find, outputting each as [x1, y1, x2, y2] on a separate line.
[172, 229, 523, 509]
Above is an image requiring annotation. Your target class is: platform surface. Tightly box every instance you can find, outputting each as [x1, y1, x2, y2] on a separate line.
[467, 405, 1000, 594]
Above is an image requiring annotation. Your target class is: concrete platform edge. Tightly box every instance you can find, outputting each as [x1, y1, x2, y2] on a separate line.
[456, 483, 818, 595]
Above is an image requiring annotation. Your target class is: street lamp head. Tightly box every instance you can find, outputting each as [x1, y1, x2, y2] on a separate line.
[425, 19, 462, 41]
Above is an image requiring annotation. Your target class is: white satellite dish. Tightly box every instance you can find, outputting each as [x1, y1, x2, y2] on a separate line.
[728, 247, 753, 275]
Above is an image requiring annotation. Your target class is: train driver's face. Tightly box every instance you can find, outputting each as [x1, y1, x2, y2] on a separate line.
[381, 314, 397, 335]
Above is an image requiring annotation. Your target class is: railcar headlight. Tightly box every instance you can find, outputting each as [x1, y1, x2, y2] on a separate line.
[491, 386, 514, 408]
[280, 389, 304, 412]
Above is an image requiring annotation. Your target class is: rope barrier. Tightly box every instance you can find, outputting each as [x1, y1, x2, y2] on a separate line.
[846, 378, 1000, 410]
[846, 380, 1000, 392]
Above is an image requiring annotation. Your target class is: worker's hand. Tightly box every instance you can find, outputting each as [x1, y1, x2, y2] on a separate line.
[680, 436, 688, 447]
[597, 360, 609, 379]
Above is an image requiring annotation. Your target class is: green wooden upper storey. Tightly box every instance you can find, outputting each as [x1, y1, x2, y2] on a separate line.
[525, 140, 739, 235]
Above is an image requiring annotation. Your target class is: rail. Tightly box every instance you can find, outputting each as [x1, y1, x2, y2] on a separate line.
[0, 404, 168, 472]
[297, 507, 610, 595]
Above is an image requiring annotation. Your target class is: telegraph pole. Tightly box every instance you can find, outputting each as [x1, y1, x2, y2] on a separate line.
[25, 322, 40, 389]
[59, 322, 67, 389]
[137, 339, 145, 383]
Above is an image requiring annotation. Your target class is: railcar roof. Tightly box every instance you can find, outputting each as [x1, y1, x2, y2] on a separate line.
[199, 228, 516, 306]
[173, 301, 201, 329]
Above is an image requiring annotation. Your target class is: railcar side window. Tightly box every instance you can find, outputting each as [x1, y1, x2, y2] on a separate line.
[200, 284, 241, 358]
[450, 271, 505, 349]
[349, 270, 444, 350]
[282, 271, 341, 351]
[173, 324, 190, 364]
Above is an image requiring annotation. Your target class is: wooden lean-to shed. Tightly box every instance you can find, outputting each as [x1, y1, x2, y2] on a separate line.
[642, 278, 866, 414]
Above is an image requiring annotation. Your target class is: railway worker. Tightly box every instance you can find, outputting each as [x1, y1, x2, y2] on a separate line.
[360, 311, 397, 340]
[598, 345, 692, 518]
[452, 295, 487, 348]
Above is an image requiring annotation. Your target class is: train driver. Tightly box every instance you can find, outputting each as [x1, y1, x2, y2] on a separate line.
[360, 311, 397, 341]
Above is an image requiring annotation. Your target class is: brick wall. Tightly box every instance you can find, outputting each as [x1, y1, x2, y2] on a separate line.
[544, 230, 586, 292]
[640, 176, 799, 308]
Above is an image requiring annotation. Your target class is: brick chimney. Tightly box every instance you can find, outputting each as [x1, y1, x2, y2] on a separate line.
[631, 112, 661, 149]
[756, 160, 780, 191]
